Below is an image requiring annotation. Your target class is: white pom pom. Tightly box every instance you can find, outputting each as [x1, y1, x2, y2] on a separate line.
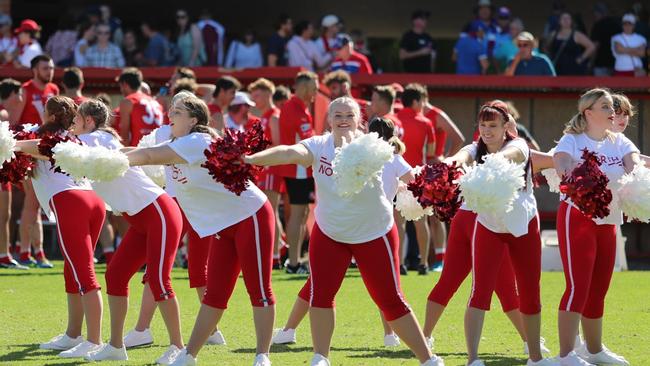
[395, 187, 433, 221]
[332, 133, 394, 197]
[540, 148, 561, 193]
[458, 153, 525, 216]
[617, 163, 650, 223]
[137, 129, 166, 187]
[52, 142, 129, 182]
[0, 121, 17, 163]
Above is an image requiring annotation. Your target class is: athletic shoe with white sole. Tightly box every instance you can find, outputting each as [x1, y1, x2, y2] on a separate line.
[425, 336, 435, 350]
[0, 258, 29, 269]
[84, 343, 127, 361]
[527, 357, 560, 366]
[253, 353, 272, 366]
[310, 353, 330, 366]
[578, 346, 629, 365]
[468, 360, 486, 366]
[421, 354, 445, 366]
[272, 328, 296, 344]
[383, 333, 400, 347]
[39, 333, 83, 351]
[560, 351, 595, 366]
[59, 340, 102, 358]
[156, 345, 182, 365]
[206, 329, 227, 345]
[169, 349, 197, 366]
[124, 328, 154, 348]
[525, 337, 552, 355]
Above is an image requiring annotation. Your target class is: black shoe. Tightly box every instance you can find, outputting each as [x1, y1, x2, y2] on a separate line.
[399, 264, 408, 275]
[418, 264, 428, 275]
[285, 263, 309, 274]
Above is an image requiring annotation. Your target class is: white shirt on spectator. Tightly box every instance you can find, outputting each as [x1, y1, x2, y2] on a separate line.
[225, 41, 263, 68]
[287, 35, 331, 71]
[0, 36, 17, 55]
[74, 39, 89, 67]
[611, 33, 647, 71]
[17, 41, 43, 67]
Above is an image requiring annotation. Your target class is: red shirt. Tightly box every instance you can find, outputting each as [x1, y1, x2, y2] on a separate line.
[19, 80, 59, 125]
[125, 91, 164, 146]
[383, 112, 404, 139]
[260, 107, 280, 141]
[425, 105, 448, 157]
[278, 96, 314, 178]
[71, 95, 89, 106]
[208, 103, 221, 116]
[396, 107, 435, 167]
[355, 98, 370, 124]
[331, 50, 373, 75]
[112, 107, 121, 134]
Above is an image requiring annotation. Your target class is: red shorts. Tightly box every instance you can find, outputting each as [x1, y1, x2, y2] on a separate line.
[257, 170, 286, 193]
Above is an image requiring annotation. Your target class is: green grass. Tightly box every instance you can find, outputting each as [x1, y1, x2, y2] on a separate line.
[1, 263, 649, 365]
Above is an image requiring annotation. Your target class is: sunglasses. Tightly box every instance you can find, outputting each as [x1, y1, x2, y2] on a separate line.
[517, 43, 531, 48]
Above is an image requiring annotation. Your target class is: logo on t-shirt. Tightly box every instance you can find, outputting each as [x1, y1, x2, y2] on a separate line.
[318, 156, 333, 176]
[300, 122, 311, 133]
[171, 165, 188, 184]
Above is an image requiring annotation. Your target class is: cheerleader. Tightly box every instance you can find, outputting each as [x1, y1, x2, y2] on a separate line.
[246, 98, 443, 366]
[125, 94, 275, 366]
[553, 89, 637, 366]
[271, 116, 416, 348]
[123, 91, 226, 349]
[14, 96, 106, 358]
[54, 99, 183, 364]
[461, 104, 556, 366]
[611, 93, 650, 165]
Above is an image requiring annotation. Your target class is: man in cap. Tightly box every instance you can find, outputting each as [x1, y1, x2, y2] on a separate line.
[224, 91, 258, 132]
[12, 19, 44, 68]
[315, 14, 341, 60]
[505, 32, 556, 76]
[399, 10, 435, 73]
[330, 33, 373, 75]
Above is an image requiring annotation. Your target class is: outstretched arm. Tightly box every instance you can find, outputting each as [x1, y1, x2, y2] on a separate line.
[126, 145, 187, 166]
[244, 143, 313, 167]
[14, 139, 48, 160]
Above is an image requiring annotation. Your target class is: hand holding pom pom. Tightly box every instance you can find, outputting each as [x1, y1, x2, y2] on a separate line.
[52, 142, 130, 182]
[37, 131, 81, 174]
[617, 163, 650, 223]
[332, 132, 394, 197]
[559, 149, 612, 219]
[405, 162, 463, 222]
[137, 128, 166, 187]
[0, 121, 17, 164]
[395, 187, 434, 221]
[0, 124, 37, 184]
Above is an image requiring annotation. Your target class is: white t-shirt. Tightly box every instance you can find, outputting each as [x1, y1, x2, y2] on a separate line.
[555, 132, 639, 225]
[382, 154, 412, 200]
[79, 130, 164, 215]
[31, 160, 93, 216]
[17, 42, 43, 68]
[611, 33, 647, 71]
[301, 133, 394, 244]
[167, 132, 266, 237]
[150, 125, 175, 197]
[462, 138, 537, 237]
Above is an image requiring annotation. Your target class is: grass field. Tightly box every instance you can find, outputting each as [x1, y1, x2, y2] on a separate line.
[1, 263, 649, 365]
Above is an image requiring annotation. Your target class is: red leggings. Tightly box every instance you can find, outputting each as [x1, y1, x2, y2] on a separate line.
[557, 202, 616, 318]
[428, 210, 519, 312]
[469, 216, 542, 315]
[106, 194, 182, 301]
[308, 223, 410, 321]
[174, 198, 211, 289]
[49, 189, 105, 294]
[202, 201, 275, 309]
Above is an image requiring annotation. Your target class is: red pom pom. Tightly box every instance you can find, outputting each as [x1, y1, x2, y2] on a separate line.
[201, 122, 271, 195]
[559, 149, 612, 219]
[37, 131, 80, 174]
[0, 125, 39, 184]
[407, 162, 463, 222]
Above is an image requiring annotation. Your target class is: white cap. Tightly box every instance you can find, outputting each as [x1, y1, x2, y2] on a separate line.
[321, 14, 340, 28]
[622, 13, 636, 24]
[231, 91, 255, 107]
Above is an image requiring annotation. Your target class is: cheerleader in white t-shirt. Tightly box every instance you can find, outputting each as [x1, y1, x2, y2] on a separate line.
[125, 95, 275, 366]
[553, 89, 638, 366]
[246, 97, 443, 366]
[62, 99, 185, 365]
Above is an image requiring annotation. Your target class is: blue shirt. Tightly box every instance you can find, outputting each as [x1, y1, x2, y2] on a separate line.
[454, 36, 486, 75]
[509, 54, 556, 76]
[144, 33, 169, 66]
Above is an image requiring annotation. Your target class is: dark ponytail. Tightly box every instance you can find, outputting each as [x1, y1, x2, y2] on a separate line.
[368, 116, 406, 155]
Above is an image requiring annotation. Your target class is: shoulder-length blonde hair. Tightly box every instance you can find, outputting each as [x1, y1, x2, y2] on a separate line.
[563, 88, 612, 135]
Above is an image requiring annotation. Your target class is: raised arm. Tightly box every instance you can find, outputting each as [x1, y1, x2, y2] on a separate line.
[500, 146, 526, 164]
[531, 150, 554, 173]
[126, 145, 187, 166]
[553, 151, 574, 177]
[244, 143, 313, 167]
[443, 148, 473, 166]
[14, 139, 49, 160]
[623, 151, 642, 173]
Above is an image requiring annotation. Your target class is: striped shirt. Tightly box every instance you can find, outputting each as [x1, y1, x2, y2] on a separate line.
[84, 43, 125, 68]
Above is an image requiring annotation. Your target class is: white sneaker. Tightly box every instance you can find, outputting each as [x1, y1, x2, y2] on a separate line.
[560, 351, 595, 366]
[421, 354, 445, 366]
[468, 360, 486, 366]
[156, 345, 182, 365]
[206, 329, 227, 345]
[84, 343, 128, 361]
[425, 336, 435, 350]
[59, 340, 103, 358]
[579, 345, 629, 365]
[383, 333, 400, 347]
[272, 328, 296, 344]
[525, 337, 552, 355]
[39, 333, 83, 350]
[527, 358, 560, 366]
[169, 349, 196, 366]
[124, 328, 154, 348]
[253, 353, 272, 366]
[310, 353, 330, 366]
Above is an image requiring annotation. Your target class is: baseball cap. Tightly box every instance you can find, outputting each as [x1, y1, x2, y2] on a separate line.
[411, 10, 430, 20]
[622, 13, 636, 24]
[231, 91, 255, 107]
[332, 33, 352, 50]
[14, 19, 40, 34]
[321, 14, 340, 28]
[516, 31, 535, 43]
[0, 13, 11, 26]
[497, 6, 511, 19]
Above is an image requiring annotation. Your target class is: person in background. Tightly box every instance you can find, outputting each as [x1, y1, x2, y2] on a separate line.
[330, 33, 373, 75]
[494, 18, 525, 72]
[454, 21, 489, 75]
[590, 3, 621, 76]
[267, 14, 292, 67]
[470, 0, 499, 61]
[350, 29, 374, 69]
[314, 14, 341, 61]
[141, 20, 174, 66]
[44, 15, 76, 67]
[542, 0, 566, 45]
[197, 9, 225, 66]
[73, 22, 95, 67]
[399, 10, 435, 73]
[287, 20, 332, 71]
[225, 29, 263, 69]
[223, 91, 258, 132]
[61, 67, 88, 105]
[546, 12, 595, 75]
[10, 19, 43, 68]
[117, 67, 164, 146]
[174, 9, 205, 67]
[100, 4, 123, 47]
[208, 76, 240, 131]
[273, 85, 291, 109]
[505, 32, 556, 76]
[611, 13, 647, 77]
[121, 29, 143, 66]
[0, 13, 17, 64]
[323, 70, 369, 124]
[84, 23, 125, 68]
